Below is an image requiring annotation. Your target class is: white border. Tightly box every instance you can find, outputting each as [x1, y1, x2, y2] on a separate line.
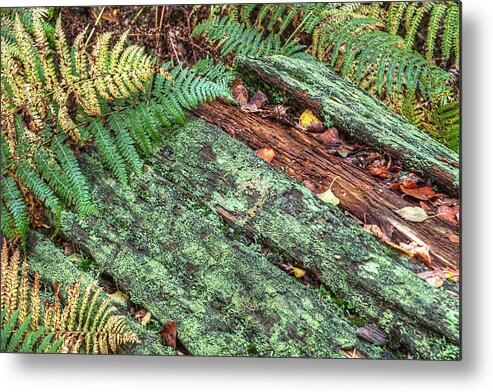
[1, 1, 491, 391]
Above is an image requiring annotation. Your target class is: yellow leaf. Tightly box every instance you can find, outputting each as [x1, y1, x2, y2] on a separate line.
[299, 109, 322, 130]
[108, 290, 129, 303]
[395, 206, 428, 222]
[316, 176, 340, 206]
[292, 267, 305, 279]
[141, 311, 151, 326]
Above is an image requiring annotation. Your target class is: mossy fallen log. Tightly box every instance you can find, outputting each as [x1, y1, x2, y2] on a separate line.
[51, 154, 377, 358]
[195, 99, 459, 270]
[46, 118, 458, 359]
[236, 56, 460, 197]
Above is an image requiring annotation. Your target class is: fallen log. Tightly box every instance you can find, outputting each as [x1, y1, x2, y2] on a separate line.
[195, 100, 459, 270]
[51, 155, 375, 358]
[47, 118, 458, 359]
[236, 56, 460, 197]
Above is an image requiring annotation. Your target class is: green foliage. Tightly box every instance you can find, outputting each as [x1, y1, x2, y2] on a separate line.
[1, 10, 228, 246]
[196, 2, 460, 152]
[430, 100, 460, 152]
[1, 308, 63, 353]
[193, 15, 305, 58]
[192, 57, 236, 90]
[320, 17, 452, 97]
[386, 1, 460, 64]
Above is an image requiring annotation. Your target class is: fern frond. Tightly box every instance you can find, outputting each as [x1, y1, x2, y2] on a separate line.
[14, 159, 62, 211]
[1, 10, 228, 243]
[430, 100, 460, 152]
[193, 15, 305, 58]
[50, 136, 97, 216]
[192, 57, 235, 90]
[325, 18, 451, 97]
[89, 120, 128, 184]
[107, 112, 143, 176]
[1, 177, 29, 247]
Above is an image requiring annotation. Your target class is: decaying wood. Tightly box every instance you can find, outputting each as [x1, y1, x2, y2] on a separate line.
[195, 100, 459, 270]
[38, 118, 459, 359]
[237, 56, 460, 197]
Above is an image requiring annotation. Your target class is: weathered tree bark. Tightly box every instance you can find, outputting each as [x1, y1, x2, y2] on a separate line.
[195, 100, 459, 270]
[42, 118, 459, 359]
[236, 56, 460, 197]
[49, 153, 375, 359]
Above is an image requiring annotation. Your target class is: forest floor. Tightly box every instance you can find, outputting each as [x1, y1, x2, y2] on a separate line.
[2, 5, 460, 359]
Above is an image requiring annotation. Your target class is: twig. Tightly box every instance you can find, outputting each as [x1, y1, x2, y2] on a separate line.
[85, 7, 105, 46]
[282, 9, 314, 49]
[130, 7, 144, 25]
[169, 33, 181, 65]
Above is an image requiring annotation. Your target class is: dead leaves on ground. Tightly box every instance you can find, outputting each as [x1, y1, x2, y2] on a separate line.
[316, 176, 340, 206]
[395, 206, 429, 222]
[390, 173, 459, 227]
[299, 109, 325, 133]
[363, 224, 432, 268]
[417, 269, 460, 288]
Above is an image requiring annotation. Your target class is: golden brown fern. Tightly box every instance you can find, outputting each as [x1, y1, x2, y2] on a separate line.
[1, 239, 140, 353]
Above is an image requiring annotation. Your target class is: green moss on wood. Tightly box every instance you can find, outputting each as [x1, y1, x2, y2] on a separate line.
[237, 55, 459, 196]
[38, 116, 459, 359]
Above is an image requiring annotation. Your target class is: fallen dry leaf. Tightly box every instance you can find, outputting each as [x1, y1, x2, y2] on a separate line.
[337, 148, 349, 158]
[445, 270, 460, 282]
[232, 81, 248, 106]
[363, 224, 390, 242]
[141, 311, 152, 326]
[316, 176, 340, 206]
[419, 201, 432, 211]
[368, 164, 389, 179]
[292, 267, 306, 279]
[398, 241, 432, 268]
[268, 104, 289, 121]
[317, 188, 339, 206]
[64, 243, 74, 257]
[341, 348, 367, 359]
[400, 173, 421, 189]
[256, 147, 275, 163]
[438, 205, 459, 226]
[395, 206, 428, 222]
[400, 186, 438, 201]
[449, 234, 460, 243]
[108, 290, 129, 303]
[299, 109, 323, 132]
[249, 91, 268, 109]
[160, 320, 177, 349]
[317, 127, 341, 145]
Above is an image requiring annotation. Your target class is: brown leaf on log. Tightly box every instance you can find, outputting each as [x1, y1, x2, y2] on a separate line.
[232, 80, 248, 106]
[316, 126, 341, 145]
[368, 162, 390, 179]
[256, 147, 276, 163]
[438, 205, 460, 226]
[401, 186, 439, 201]
[249, 91, 268, 109]
[160, 320, 177, 349]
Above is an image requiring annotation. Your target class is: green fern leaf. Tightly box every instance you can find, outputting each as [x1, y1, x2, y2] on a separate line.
[1, 178, 29, 247]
